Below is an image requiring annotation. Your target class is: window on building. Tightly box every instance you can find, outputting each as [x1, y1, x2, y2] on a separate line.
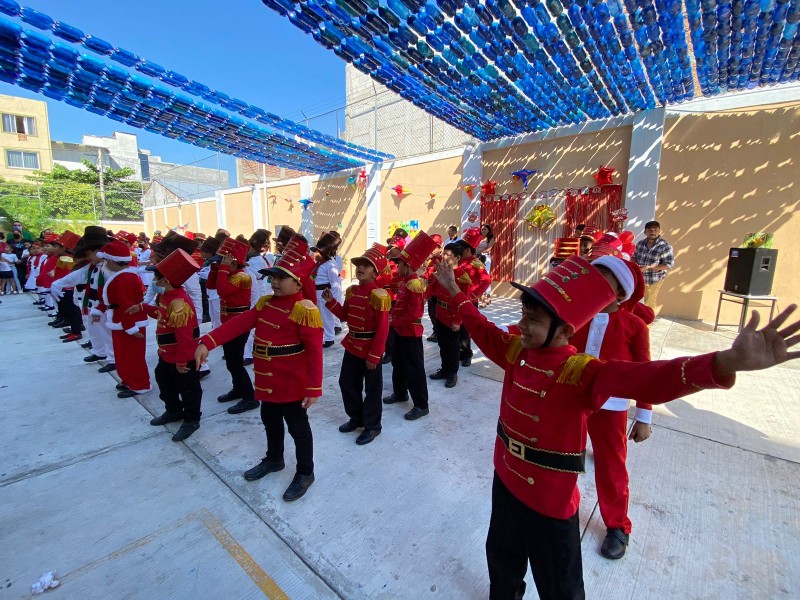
[6, 150, 40, 169]
[2, 113, 37, 135]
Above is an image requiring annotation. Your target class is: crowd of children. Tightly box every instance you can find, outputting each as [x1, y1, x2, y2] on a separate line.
[12, 219, 799, 599]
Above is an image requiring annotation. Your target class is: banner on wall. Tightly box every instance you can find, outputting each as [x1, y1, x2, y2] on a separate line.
[480, 196, 519, 283]
[562, 185, 623, 236]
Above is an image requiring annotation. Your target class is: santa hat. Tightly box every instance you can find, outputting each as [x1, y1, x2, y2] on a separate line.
[591, 255, 636, 302]
[97, 240, 133, 262]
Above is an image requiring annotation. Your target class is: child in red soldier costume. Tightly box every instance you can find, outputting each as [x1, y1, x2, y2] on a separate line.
[35, 233, 60, 311]
[128, 248, 203, 442]
[457, 227, 492, 368]
[382, 231, 439, 421]
[570, 252, 653, 560]
[378, 237, 404, 364]
[424, 240, 472, 388]
[323, 243, 391, 445]
[94, 240, 150, 398]
[207, 238, 257, 415]
[47, 231, 81, 332]
[196, 235, 323, 501]
[424, 234, 443, 343]
[433, 255, 800, 600]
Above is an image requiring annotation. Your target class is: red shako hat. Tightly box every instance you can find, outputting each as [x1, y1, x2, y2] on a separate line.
[352, 243, 388, 273]
[393, 230, 438, 271]
[97, 240, 134, 262]
[589, 233, 624, 259]
[217, 237, 249, 264]
[460, 227, 482, 250]
[431, 233, 443, 247]
[42, 232, 59, 243]
[56, 230, 81, 251]
[263, 234, 315, 283]
[149, 248, 200, 287]
[579, 225, 603, 241]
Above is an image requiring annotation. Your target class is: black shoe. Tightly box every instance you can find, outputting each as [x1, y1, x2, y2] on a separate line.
[202, 315, 211, 323]
[59, 333, 72, 339]
[39, 306, 51, 311]
[445, 374, 458, 388]
[461, 357, 472, 367]
[338, 419, 361, 433]
[217, 390, 242, 403]
[404, 407, 429, 420]
[98, 363, 116, 373]
[243, 358, 254, 366]
[62, 333, 82, 343]
[33, 300, 43, 305]
[244, 458, 285, 481]
[117, 389, 139, 398]
[46, 312, 58, 318]
[381, 353, 392, 364]
[356, 429, 381, 445]
[150, 411, 183, 426]
[600, 529, 629, 560]
[115, 383, 129, 391]
[227, 399, 259, 414]
[429, 369, 447, 380]
[322, 340, 335, 348]
[172, 421, 199, 442]
[198, 369, 210, 380]
[83, 354, 106, 363]
[80, 341, 92, 349]
[283, 473, 315, 501]
[48, 319, 66, 327]
[383, 393, 408, 404]
[334, 326, 342, 335]
[62, 327, 72, 334]
[426, 334, 438, 343]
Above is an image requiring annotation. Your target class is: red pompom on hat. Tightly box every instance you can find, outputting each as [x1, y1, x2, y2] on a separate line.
[217, 237, 249, 264]
[511, 256, 617, 331]
[262, 234, 315, 283]
[392, 230, 438, 270]
[97, 240, 134, 262]
[351, 243, 388, 273]
[148, 248, 201, 287]
[460, 227, 483, 251]
[56, 230, 81, 251]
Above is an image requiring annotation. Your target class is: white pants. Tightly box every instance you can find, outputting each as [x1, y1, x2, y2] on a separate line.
[87, 315, 114, 361]
[316, 289, 337, 342]
[209, 297, 221, 329]
[38, 287, 54, 308]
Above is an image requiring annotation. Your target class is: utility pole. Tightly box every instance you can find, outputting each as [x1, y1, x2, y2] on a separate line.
[97, 147, 107, 220]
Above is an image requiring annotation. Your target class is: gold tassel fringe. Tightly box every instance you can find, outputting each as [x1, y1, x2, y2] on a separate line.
[471, 259, 485, 270]
[345, 286, 354, 301]
[369, 288, 392, 312]
[167, 299, 194, 328]
[556, 354, 596, 386]
[406, 278, 424, 294]
[290, 299, 323, 328]
[229, 271, 252, 289]
[255, 295, 274, 311]
[505, 336, 523, 365]
[458, 272, 472, 285]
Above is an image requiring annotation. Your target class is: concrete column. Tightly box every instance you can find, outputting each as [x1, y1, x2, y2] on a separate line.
[625, 108, 665, 238]
[161, 206, 168, 230]
[365, 163, 381, 247]
[251, 185, 263, 230]
[194, 201, 202, 232]
[300, 177, 313, 240]
[215, 190, 226, 231]
[461, 145, 483, 230]
[261, 186, 270, 232]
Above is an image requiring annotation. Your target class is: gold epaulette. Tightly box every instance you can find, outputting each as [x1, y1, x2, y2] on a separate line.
[382, 264, 392, 275]
[472, 259, 485, 270]
[255, 295, 274, 310]
[166, 299, 194, 328]
[556, 353, 597, 386]
[458, 272, 472, 285]
[229, 271, 251, 289]
[56, 256, 74, 270]
[505, 336, 523, 364]
[289, 299, 323, 328]
[345, 286, 354, 301]
[406, 278, 424, 294]
[369, 288, 392, 311]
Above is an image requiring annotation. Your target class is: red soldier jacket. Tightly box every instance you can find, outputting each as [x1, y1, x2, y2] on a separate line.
[96, 268, 147, 334]
[459, 256, 492, 302]
[326, 282, 390, 364]
[452, 292, 734, 520]
[375, 263, 399, 300]
[36, 254, 59, 289]
[423, 267, 472, 328]
[142, 288, 199, 367]
[390, 275, 425, 337]
[571, 309, 654, 421]
[200, 293, 323, 401]
[208, 263, 252, 323]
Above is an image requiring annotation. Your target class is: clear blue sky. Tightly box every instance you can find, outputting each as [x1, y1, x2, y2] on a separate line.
[0, 0, 348, 185]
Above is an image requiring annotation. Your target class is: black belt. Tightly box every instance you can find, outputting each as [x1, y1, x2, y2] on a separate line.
[86, 289, 99, 301]
[221, 305, 248, 314]
[253, 342, 304, 359]
[157, 327, 200, 346]
[316, 283, 331, 290]
[496, 421, 585, 474]
[350, 331, 375, 340]
[437, 300, 449, 309]
[109, 303, 119, 309]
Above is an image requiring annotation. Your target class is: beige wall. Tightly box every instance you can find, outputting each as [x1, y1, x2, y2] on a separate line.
[197, 201, 219, 235]
[657, 106, 800, 321]
[0, 94, 53, 182]
[311, 177, 366, 267]
[222, 190, 254, 237]
[264, 183, 303, 239]
[380, 155, 463, 242]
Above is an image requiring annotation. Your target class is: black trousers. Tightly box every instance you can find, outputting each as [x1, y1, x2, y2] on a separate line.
[459, 302, 478, 360]
[391, 334, 428, 409]
[222, 331, 254, 400]
[339, 349, 383, 431]
[384, 326, 396, 357]
[199, 278, 210, 322]
[261, 400, 314, 475]
[427, 297, 437, 336]
[486, 473, 585, 600]
[435, 318, 460, 376]
[155, 358, 202, 422]
[58, 290, 83, 334]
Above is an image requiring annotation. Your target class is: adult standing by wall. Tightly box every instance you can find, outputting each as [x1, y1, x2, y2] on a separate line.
[633, 220, 675, 311]
[476, 223, 495, 307]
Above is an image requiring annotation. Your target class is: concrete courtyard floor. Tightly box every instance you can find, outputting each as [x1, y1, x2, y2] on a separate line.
[1, 292, 798, 599]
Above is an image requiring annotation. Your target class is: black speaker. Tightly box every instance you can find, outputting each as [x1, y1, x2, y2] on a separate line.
[723, 248, 778, 296]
